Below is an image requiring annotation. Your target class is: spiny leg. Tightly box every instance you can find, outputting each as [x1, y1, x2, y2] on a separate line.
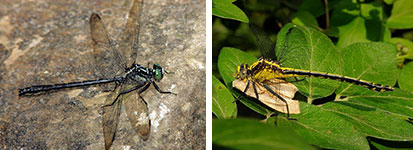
[290, 77, 305, 83]
[137, 82, 151, 106]
[261, 83, 295, 120]
[103, 83, 145, 107]
[243, 80, 251, 93]
[152, 81, 177, 95]
[233, 80, 251, 103]
[252, 81, 259, 99]
[165, 70, 174, 74]
[112, 80, 121, 92]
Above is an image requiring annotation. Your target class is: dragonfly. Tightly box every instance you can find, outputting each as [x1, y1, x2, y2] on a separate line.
[18, 0, 176, 149]
[233, 24, 393, 119]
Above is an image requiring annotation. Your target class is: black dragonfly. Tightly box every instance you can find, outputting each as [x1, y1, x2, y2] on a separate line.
[18, 0, 176, 149]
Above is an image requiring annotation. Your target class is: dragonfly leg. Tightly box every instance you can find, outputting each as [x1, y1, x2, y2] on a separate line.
[137, 83, 151, 105]
[112, 80, 120, 92]
[152, 81, 177, 95]
[289, 77, 305, 83]
[261, 83, 296, 120]
[233, 80, 251, 103]
[103, 83, 144, 107]
[165, 70, 174, 74]
[243, 80, 251, 93]
[252, 81, 259, 99]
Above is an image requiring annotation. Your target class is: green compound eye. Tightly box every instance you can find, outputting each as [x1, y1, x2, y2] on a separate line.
[155, 68, 163, 80]
[153, 64, 164, 81]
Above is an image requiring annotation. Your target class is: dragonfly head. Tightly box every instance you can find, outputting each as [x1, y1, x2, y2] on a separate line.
[233, 64, 249, 79]
[153, 64, 165, 81]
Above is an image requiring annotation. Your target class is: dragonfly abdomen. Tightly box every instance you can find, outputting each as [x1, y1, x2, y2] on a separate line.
[282, 69, 394, 92]
[19, 78, 119, 96]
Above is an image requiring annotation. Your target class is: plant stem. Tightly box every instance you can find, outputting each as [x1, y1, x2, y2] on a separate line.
[324, 0, 330, 29]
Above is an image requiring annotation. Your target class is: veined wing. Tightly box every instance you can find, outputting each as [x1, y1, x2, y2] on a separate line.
[249, 24, 276, 60]
[102, 85, 123, 150]
[275, 26, 302, 65]
[89, 13, 126, 78]
[102, 82, 149, 150]
[232, 79, 300, 114]
[117, 0, 143, 66]
[123, 86, 150, 140]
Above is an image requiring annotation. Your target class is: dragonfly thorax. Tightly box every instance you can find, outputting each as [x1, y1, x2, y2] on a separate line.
[121, 63, 166, 84]
[233, 58, 291, 82]
[249, 58, 288, 82]
[122, 64, 152, 83]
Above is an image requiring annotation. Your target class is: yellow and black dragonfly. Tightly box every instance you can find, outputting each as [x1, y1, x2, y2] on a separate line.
[18, 0, 176, 149]
[233, 24, 394, 119]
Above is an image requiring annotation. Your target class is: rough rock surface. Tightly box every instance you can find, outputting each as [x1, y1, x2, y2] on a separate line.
[0, 0, 205, 149]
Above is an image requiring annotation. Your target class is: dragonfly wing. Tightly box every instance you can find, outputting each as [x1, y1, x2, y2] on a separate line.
[102, 88, 123, 150]
[261, 79, 300, 114]
[124, 91, 150, 140]
[249, 24, 276, 60]
[118, 0, 143, 66]
[89, 13, 125, 78]
[232, 79, 300, 114]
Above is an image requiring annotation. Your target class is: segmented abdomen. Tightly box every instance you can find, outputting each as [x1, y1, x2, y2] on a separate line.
[282, 69, 394, 92]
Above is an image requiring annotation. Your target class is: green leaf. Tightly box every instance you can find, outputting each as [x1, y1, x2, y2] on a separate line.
[277, 102, 369, 150]
[217, 47, 270, 116]
[381, 25, 391, 42]
[399, 62, 413, 91]
[361, 1, 388, 42]
[291, 11, 319, 29]
[330, 0, 359, 27]
[387, 0, 413, 29]
[238, 96, 272, 116]
[337, 15, 387, 49]
[322, 101, 413, 141]
[212, 119, 315, 150]
[336, 42, 397, 96]
[360, 1, 383, 20]
[213, 75, 237, 119]
[276, 24, 343, 101]
[337, 17, 370, 49]
[347, 89, 413, 119]
[212, 0, 249, 23]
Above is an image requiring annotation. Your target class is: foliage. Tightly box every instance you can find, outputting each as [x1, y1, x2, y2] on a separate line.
[213, 0, 413, 149]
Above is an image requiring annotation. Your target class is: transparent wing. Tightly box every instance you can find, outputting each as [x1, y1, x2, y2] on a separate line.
[249, 24, 276, 59]
[102, 86, 123, 150]
[89, 13, 126, 78]
[117, 0, 143, 66]
[124, 89, 150, 140]
[276, 27, 300, 64]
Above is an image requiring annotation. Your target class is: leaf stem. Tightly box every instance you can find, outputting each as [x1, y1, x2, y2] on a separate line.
[307, 97, 313, 104]
[324, 0, 330, 29]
